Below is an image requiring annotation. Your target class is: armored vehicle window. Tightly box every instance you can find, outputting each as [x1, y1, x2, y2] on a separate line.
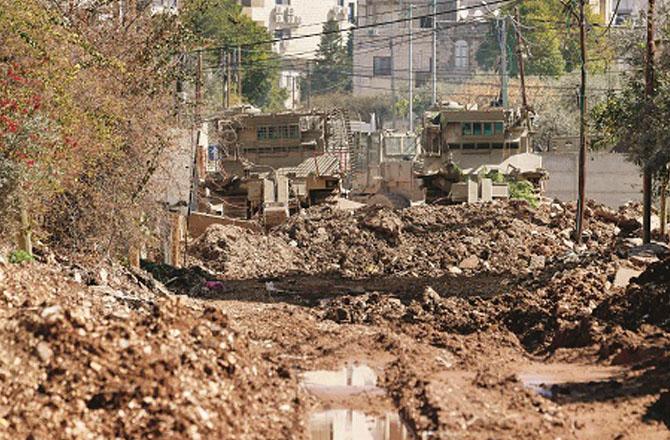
[494, 122, 504, 134]
[462, 123, 472, 135]
[483, 123, 493, 136]
[289, 124, 299, 139]
[257, 127, 267, 140]
[473, 123, 482, 136]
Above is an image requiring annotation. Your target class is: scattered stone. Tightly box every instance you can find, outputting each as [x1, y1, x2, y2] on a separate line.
[459, 255, 480, 270]
[35, 342, 53, 363]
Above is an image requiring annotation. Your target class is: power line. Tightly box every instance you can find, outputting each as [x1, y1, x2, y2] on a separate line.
[198, 0, 515, 50]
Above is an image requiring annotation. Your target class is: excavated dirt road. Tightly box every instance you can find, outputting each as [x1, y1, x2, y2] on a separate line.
[1, 200, 669, 439]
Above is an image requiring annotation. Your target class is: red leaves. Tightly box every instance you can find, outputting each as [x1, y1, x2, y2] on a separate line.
[31, 94, 42, 111]
[0, 114, 19, 133]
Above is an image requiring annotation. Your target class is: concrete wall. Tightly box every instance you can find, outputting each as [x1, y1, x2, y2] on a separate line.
[541, 151, 642, 208]
[188, 212, 262, 239]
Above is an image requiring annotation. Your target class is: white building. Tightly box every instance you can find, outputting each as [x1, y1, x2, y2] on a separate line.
[238, 0, 356, 109]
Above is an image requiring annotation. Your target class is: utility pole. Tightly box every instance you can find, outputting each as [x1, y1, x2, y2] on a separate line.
[226, 50, 232, 108]
[307, 60, 312, 109]
[237, 46, 242, 100]
[390, 37, 396, 129]
[432, 0, 437, 105]
[408, 3, 414, 132]
[513, 7, 528, 126]
[195, 49, 203, 123]
[224, 48, 226, 108]
[497, 16, 508, 108]
[643, 0, 656, 244]
[575, 0, 588, 243]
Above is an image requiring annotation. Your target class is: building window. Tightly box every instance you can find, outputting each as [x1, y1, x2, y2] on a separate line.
[274, 29, 290, 40]
[257, 127, 267, 140]
[461, 122, 472, 136]
[455, 40, 469, 68]
[373, 56, 392, 76]
[483, 122, 493, 136]
[494, 122, 504, 134]
[420, 16, 433, 28]
[472, 122, 482, 135]
[276, 0, 290, 5]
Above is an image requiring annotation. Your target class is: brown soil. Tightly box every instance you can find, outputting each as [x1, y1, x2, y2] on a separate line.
[1, 200, 668, 439]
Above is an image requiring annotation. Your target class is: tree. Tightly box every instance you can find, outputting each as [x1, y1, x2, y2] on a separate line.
[591, 17, 670, 223]
[476, 0, 612, 77]
[592, 67, 670, 175]
[0, 0, 195, 255]
[306, 19, 352, 96]
[182, 0, 280, 108]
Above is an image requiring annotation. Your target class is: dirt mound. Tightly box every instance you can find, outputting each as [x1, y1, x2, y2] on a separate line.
[595, 258, 670, 331]
[190, 224, 299, 279]
[276, 200, 624, 279]
[320, 256, 620, 353]
[0, 261, 296, 439]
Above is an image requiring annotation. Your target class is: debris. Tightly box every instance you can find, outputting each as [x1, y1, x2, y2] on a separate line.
[459, 255, 480, 270]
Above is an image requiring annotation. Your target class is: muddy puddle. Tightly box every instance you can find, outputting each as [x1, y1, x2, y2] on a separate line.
[303, 363, 382, 398]
[303, 363, 414, 439]
[518, 373, 555, 398]
[309, 409, 410, 440]
[518, 364, 622, 399]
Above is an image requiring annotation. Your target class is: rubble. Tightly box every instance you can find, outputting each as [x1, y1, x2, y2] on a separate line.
[0, 261, 299, 439]
[595, 257, 670, 332]
[190, 224, 299, 279]
[2, 198, 667, 439]
[275, 200, 627, 279]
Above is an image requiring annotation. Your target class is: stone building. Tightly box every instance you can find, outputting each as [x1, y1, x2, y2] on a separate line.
[353, 0, 499, 99]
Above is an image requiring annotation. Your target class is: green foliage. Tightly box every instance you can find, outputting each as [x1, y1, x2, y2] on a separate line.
[263, 82, 289, 113]
[485, 170, 505, 183]
[306, 19, 352, 96]
[476, 0, 612, 77]
[182, 0, 280, 108]
[0, 0, 194, 254]
[591, 22, 670, 175]
[9, 249, 33, 264]
[592, 73, 670, 173]
[508, 180, 538, 207]
[395, 85, 434, 128]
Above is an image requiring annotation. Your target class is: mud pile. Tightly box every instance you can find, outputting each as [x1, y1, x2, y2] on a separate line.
[277, 200, 630, 279]
[0, 261, 297, 439]
[320, 255, 623, 352]
[190, 224, 299, 279]
[595, 257, 670, 332]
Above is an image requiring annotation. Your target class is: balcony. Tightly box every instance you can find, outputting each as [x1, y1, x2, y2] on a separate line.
[273, 6, 302, 28]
